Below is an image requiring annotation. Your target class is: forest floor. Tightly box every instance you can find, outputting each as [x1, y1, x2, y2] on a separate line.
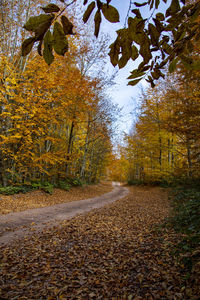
[0, 185, 199, 299]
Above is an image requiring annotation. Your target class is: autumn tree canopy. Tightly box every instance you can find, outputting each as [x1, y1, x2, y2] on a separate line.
[0, 0, 118, 188]
[116, 59, 200, 184]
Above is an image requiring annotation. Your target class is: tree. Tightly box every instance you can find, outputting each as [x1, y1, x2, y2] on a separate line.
[21, 0, 200, 87]
[162, 69, 200, 178]
[120, 58, 200, 183]
[0, 11, 117, 187]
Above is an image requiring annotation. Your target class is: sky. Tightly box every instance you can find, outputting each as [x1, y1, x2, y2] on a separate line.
[101, 0, 143, 135]
[74, 0, 169, 138]
[97, 0, 168, 136]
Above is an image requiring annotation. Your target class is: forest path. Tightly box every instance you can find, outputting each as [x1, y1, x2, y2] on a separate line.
[1, 186, 192, 299]
[0, 183, 128, 246]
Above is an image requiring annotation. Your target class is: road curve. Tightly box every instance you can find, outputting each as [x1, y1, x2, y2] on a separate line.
[0, 184, 129, 246]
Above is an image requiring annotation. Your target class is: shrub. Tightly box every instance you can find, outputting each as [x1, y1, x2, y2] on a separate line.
[0, 177, 84, 196]
[19, 184, 36, 193]
[58, 181, 71, 191]
[128, 179, 144, 186]
[168, 187, 200, 270]
[71, 178, 83, 186]
[61, 177, 83, 187]
[128, 178, 171, 186]
[0, 186, 22, 195]
[170, 188, 200, 234]
[41, 182, 54, 194]
[31, 182, 42, 189]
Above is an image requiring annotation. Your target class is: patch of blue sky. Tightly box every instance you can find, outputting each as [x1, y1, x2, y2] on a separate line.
[99, 0, 169, 135]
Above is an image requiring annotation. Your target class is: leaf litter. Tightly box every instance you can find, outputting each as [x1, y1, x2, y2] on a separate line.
[0, 186, 199, 299]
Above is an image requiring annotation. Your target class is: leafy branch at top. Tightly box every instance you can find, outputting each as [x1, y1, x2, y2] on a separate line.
[22, 1, 75, 65]
[22, 0, 200, 87]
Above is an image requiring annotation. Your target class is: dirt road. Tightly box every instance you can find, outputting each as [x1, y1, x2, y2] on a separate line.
[0, 183, 128, 245]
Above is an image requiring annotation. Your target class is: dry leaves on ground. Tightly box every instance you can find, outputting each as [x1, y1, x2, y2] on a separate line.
[0, 182, 112, 215]
[0, 186, 199, 299]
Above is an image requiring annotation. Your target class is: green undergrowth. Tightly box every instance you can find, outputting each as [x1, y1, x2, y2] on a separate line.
[167, 186, 200, 272]
[128, 178, 172, 187]
[128, 177, 200, 188]
[0, 177, 84, 195]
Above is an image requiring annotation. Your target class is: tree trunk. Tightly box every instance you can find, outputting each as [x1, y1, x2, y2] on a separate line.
[80, 120, 90, 180]
[66, 120, 74, 176]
